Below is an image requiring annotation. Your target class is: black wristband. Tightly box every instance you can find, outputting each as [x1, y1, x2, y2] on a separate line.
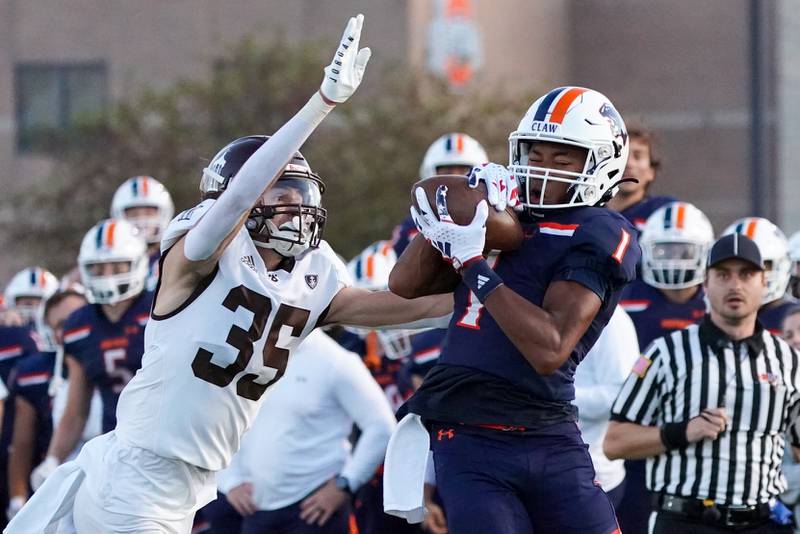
[660, 421, 690, 450]
[461, 258, 503, 303]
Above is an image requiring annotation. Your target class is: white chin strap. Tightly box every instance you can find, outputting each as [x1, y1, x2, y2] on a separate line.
[252, 217, 310, 258]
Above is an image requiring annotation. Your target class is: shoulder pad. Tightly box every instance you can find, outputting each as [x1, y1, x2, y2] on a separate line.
[161, 199, 216, 253]
[315, 240, 353, 288]
[570, 212, 640, 283]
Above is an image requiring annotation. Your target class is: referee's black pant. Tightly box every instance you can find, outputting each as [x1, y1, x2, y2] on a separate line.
[652, 512, 794, 533]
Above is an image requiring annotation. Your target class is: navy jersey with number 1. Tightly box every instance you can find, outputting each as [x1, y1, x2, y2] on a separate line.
[403, 207, 640, 428]
[62, 291, 153, 432]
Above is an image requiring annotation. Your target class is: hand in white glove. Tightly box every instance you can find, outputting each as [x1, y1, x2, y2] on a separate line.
[30, 455, 59, 491]
[6, 496, 25, 521]
[320, 14, 372, 104]
[410, 185, 487, 271]
[468, 163, 519, 212]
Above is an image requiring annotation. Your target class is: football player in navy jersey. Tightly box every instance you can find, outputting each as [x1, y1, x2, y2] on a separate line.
[620, 202, 713, 350]
[31, 218, 152, 485]
[391, 133, 488, 257]
[392, 87, 640, 533]
[110, 175, 175, 291]
[615, 201, 713, 534]
[605, 122, 675, 234]
[723, 217, 799, 333]
[6, 289, 87, 522]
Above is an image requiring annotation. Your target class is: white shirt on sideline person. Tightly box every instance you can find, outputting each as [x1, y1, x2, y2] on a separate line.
[217, 328, 396, 510]
[574, 305, 640, 492]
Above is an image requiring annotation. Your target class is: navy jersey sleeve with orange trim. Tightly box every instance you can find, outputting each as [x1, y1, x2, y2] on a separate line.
[61, 304, 95, 369]
[0, 325, 39, 385]
[551, 212, 640, 303]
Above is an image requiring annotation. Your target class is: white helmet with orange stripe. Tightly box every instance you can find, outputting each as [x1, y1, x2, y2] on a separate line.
[78, 219, 149, 305]
[509, 86, 629, 210]
[722, 217, 791, 304]
[3, 267, 59, 323]
[110, 176, 174, 245]
[347, 241, 413, 360]
[640, 202, 714, 289]
[419, 133, 489, 181]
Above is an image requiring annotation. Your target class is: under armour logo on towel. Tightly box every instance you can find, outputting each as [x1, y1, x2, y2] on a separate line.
[437, 428, 455, 441]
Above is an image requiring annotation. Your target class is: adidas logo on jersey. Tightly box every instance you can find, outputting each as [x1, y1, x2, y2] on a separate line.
[241, 255, 257, 272]
[476, 274, 490, 289]
[305, 274, 318, 289]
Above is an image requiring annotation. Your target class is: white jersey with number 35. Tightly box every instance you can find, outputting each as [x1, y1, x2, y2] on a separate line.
[115, 200, 349, 470]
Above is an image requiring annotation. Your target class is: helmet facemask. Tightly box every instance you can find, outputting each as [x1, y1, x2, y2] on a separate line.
[79, 259, 147, 305]
[246, 176, 327, 258]
[510, 137, 620, 213]
[642, 241, 708, 289]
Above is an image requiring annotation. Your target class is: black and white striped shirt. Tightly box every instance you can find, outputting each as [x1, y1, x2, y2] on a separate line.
[611, 315, 800, 506]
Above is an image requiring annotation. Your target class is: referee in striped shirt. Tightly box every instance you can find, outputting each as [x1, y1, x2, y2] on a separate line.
[604, 233, 799, 533]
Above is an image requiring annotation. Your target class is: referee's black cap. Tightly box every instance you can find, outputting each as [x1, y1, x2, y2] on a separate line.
[707, 233, 764, 270]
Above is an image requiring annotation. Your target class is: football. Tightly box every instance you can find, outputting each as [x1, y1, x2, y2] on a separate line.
[411, 175, 524, 252]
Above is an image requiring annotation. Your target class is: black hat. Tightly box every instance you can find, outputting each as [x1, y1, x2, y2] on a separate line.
[707, 233, 764, 270]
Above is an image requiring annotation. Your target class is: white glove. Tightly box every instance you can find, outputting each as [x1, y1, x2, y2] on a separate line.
[468, 163, 520, 211]
[320, 14, 372, 104]
[410, 186, 488, 271]
[30, 455, 59, 491]
[6, 496, 25, 521]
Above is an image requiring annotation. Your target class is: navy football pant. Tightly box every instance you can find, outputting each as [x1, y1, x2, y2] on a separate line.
[354, 471, 422, 534]
[617, 459, 651, 534]
[203, 493, 242, 534]
[430, 422, 620, 534]
[240, 500, 350, 534]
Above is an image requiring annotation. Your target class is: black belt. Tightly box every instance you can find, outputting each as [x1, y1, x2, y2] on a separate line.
[652, 493, 770, 528]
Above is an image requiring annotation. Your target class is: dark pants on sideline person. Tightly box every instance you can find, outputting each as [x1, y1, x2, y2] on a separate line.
[617, 459, 651, 534]
[203, 493, 243, 534]
[240, 500, 350, 534]
[355, 471, 422, 534]
[652, 512, 794, 533]
[430, 422, 619, 534]
[606, 477, 627, 510]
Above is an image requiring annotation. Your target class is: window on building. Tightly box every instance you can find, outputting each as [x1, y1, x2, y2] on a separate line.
[15, 62, 108, 152]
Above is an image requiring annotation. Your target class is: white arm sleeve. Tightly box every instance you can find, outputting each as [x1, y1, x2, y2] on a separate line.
[183, 92, 334, 261]
[333, 347, 397, 490]
[574, 306, 640, 420]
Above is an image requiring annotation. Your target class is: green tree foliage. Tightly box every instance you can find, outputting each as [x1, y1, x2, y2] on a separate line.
[6, 38, 539, 274]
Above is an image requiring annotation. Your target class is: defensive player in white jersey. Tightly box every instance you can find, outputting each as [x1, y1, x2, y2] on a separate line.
[5, 14, 451, 534]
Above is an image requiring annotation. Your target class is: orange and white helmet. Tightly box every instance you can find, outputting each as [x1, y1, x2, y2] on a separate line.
[3, 267, 59, 323]
[640, 202, 714, 289]
[722, 217, 791, 304]
[347, 241, 413, 360]
[509, 86, 629, 210]
[110, 176, 174, 245]
[419, 133, 488, 181]
[78, 219, 148, 305]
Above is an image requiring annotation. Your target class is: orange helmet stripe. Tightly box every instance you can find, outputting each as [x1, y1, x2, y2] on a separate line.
[745, 219, 758, 239]
[141, 176, 149, 196]
[549, 87, 588, 124]
[105, 221, 116, 248]
[676, 204, 686, 229]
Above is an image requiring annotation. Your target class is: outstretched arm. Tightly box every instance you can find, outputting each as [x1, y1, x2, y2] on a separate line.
[173, 14, 372, 278]
[324, 287, 452, 329]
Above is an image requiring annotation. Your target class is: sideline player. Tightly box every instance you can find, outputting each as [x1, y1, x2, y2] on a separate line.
[2, 268, 59, 327]
[391, 133, 488, 257]
[6, 14, 452, 534]
[616, 201, 713, 534]
[392, 86, 639, 533]
[605, 122, 675, 233]
[30, 219, 151, 484]
[723, 217, 798, 333]
[6, 289, 87, 520]
[110, 175, 175, 289]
